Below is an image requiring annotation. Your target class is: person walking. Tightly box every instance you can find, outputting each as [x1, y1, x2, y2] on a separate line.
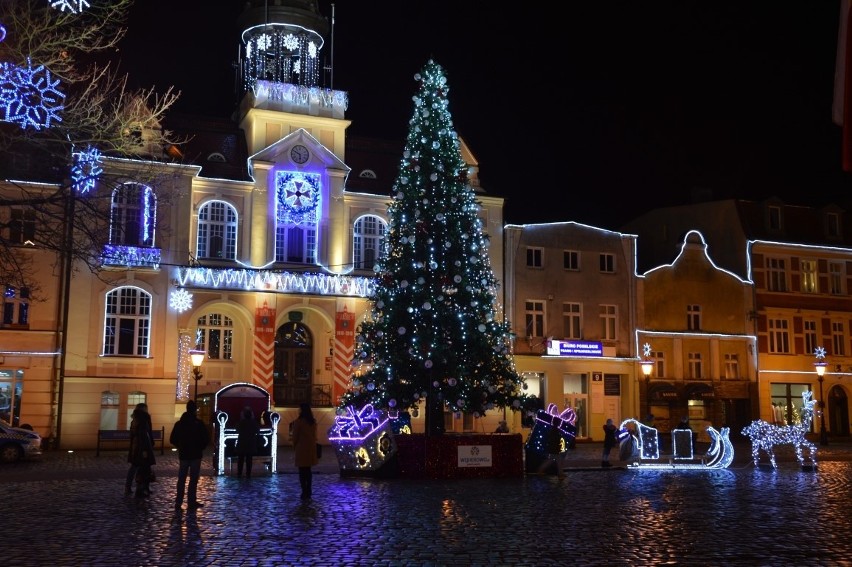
[291, 402, 318, 499]
[601, 418, 618, 467]
[236, 407, 260, 478]
[127, 403, 156, 499]
[170, 400, 210, 511]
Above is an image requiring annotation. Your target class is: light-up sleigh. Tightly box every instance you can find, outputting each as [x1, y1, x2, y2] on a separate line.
[618, 418, 734, 470]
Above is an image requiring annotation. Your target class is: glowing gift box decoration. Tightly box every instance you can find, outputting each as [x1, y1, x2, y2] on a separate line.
[329, 404, 397, 472]
[525, 403, 577, 456]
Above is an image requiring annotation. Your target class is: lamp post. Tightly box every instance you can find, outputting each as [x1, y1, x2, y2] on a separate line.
[640, 343, 655, 419]
[190, 350, 205, 402]
[814, 348, 829, 446]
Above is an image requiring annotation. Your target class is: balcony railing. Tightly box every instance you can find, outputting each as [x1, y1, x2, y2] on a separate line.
[102, 245, 161, 269]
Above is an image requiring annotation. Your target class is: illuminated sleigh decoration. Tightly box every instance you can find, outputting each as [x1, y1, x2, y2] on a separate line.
[618, 418, 734, 470]
[741, 390, 818, 470]
[328, 404, 397, 473]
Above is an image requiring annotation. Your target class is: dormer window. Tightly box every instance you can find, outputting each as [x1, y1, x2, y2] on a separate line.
[827, 212, 841, 238]
[359, 169, 377, 179]
[207, 152, 226, 163]
[768, 205, 782, 230]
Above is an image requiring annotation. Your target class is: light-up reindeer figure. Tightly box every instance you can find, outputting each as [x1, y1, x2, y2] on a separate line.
[741, 390, 818, 469]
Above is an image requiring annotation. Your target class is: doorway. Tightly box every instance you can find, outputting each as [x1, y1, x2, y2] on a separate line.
[273, 321, 313, 406]
[828, 385, 849, 437]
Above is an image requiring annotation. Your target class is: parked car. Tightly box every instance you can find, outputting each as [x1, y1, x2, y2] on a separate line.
[0, 419, 42, 463]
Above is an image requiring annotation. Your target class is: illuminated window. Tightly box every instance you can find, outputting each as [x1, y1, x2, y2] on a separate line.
[599, 253, 615, 273]
[599, 304, 616, 340]
[103, 286, 151, 356]
[110, 183, 156, 247]
[525, 300, 545, 338]
[526, 247, 543, 268]
[563, 250, 579, 270]
[768, 318, 790, 354]
[196, 313, 233, 360]
[197, 201, 237, 260]
[274, 171, 320, 264]
[2, 285, 29, 326]
[800, 259, 818, 293]
[353, 214, 387, 270]
[650, 351, 665, 378]
[562, 302, 581, 339]
[99, 391, 119, 430]
[126, 391, 146, 428]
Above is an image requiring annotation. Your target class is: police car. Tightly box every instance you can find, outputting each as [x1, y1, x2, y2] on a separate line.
[0, 419, 43, 463]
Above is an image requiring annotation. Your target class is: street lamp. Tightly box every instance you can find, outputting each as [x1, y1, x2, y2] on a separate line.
[814, 348, 829, 446]
[640, 343, 654, 418]
[190, 349, 206, 402]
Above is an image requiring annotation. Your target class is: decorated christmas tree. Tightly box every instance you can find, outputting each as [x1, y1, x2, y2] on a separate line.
[341, 60, 528, 435]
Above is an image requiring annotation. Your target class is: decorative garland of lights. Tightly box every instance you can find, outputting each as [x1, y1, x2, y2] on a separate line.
[71, 145, 102, 194]
[242, 25, 323, 89]
[50, 0, 90, 13]
[0, 58, 65, 130]
[176, 267, 375, 297]
[169, 288, 193, 313]
[176, 334, 194, 400]
[253, 81, 348, 112]
[101, 245, 161, 268]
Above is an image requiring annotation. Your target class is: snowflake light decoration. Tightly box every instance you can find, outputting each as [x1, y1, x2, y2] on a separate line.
[0, 59, 65, 130]
[169, 288, 193, 312]
[71, 145, 103, 194]
[642, 342, 652, 358]
[50, 0, 91, 13]
[814, 346, 826, 361]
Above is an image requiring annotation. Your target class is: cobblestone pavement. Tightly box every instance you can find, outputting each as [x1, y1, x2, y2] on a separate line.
[3, 440, 852, 566]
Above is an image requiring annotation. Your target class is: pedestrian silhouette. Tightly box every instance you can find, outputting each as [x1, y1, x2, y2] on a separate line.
[236, 407, 260, 478]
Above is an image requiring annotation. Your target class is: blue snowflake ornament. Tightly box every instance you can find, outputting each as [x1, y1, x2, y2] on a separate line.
[50, 0, 91, 13]
[71, 145, 103, 194]
[0, 59, 65, 130]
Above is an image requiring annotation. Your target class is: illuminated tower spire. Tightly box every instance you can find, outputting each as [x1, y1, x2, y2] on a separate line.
[237, 0, 329, 92]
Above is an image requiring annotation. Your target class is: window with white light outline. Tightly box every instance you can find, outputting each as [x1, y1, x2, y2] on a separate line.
[109, 183, 156, 248]
[197, 200, 237, 260]
[196, 313, 234, 360]
[103, 286, 151, 356]
[353, 214, 387, 270]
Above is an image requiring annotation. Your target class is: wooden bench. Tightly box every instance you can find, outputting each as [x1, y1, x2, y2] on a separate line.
[96, 427, 165, 456]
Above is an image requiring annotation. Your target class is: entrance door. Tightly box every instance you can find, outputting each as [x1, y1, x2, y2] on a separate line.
[273, 322, 313, 406]
[564, 394, 588, 438]
[828, 385, 850, 437]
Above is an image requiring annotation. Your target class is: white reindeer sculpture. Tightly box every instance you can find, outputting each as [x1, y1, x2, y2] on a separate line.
[741, 390, 818, 469]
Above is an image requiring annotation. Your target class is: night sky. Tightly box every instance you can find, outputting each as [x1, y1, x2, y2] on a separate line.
[120, 1, 851, 229]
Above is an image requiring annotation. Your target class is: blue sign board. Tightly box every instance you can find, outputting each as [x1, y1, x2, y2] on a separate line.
[546, 340, 603, 357]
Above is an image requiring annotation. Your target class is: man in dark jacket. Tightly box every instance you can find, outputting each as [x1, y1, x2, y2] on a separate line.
[170, 400, 209, 511]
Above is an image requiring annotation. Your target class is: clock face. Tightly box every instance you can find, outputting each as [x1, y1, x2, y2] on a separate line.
[291, 144, 309, 164]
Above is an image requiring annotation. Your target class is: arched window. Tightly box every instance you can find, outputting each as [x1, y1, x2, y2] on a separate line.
[195, 313, 234, 360]
[110, 183, 156, 247]
[103, 286, 152, 356]
[197, 201, 238, 260]
[353, 214, 386, 270]
[99, 390, 119, 430]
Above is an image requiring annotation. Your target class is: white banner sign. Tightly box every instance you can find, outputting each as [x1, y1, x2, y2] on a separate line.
[457, 445, 493, 468]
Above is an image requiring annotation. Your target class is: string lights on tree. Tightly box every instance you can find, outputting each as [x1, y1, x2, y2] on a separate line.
[340, 60, 529, 436]
[49, 0, 90, 13]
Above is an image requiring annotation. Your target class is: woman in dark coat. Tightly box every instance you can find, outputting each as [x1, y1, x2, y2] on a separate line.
[128, 403, 156, 499]
[236, 407, 260, 478]
[291, 403, 318, 499]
